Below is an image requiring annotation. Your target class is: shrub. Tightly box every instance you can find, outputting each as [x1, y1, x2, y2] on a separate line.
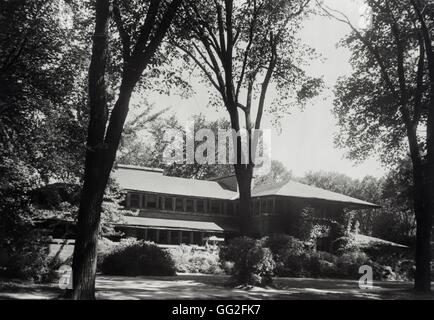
[265, 234, 305, 256]
[100, 240, 176, 276]
[331, 236, 355, 255]
[306, 251, 339, 278]
[220, 237, 275, 286]
[96, 237, 118, 271]
[168, 245, 223, 274]
[361, 243, 415, 280]
[264, 235, 310, 277]
[1, 247, 63, 282]
[336, 250, 371, 278]
[0, 163, 64, 283]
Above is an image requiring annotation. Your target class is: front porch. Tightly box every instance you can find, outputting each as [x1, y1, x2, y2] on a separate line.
[115, 216, 237, 246]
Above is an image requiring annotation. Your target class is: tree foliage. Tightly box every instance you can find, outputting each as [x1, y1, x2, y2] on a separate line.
[118, 113, 235, 179]
[0, 0, 92, 181]
[301, 169, 415, 245]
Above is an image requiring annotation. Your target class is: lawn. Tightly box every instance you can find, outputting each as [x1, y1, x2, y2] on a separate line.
[0, 274, 433, 300]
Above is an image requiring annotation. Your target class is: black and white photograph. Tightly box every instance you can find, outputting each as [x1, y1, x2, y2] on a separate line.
[1, 0, 434, 308]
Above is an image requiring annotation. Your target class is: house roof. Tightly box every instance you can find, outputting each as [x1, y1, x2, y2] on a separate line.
[112, 165, 237, 200]
[112, 165, 379, 208]
[352, 233, 409, 248]
[117, 216, 238, 233]
[251, 180, 380, 208]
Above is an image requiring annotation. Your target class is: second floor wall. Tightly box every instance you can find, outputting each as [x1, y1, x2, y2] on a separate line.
[125, 191, 345, 220]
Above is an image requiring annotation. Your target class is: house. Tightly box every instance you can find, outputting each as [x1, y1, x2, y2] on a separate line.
[112, 164, 379, 246]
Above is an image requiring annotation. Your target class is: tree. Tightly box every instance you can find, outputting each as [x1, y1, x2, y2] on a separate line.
[376, 158, 416, 245]
[172, 0, 321, 235]
[0, 0, 91, 181]
[254, 160, 292, 186]
[0, 0, 91, 282]
[319, 0, 433, 291]
[72, 0, 182, 299]
[119, 113, 235, 179]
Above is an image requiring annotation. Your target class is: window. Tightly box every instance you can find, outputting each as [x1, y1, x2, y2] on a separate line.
[261, 199, 267, 213]
[267, 199, 274, 214]
[146, 194, 158, 209]
[186, 199, 194, 212]
[275, 198, 285, 214]
[210, 200, 220, 214]
[175, 198, 184, 211]
[158, 197, 164, 210]
[263, 200, 267, 213]
[226, 202, 234, 215]
[196, 199, 205, 213]
[136, 229, 147, 240]
[165, 197, 174, 211]
[130, 193, 141, 208]
[253, 200, 260, 215]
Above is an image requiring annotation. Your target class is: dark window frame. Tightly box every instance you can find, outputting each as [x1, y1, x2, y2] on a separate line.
[196, 199, 205, 213]
[129, 193, 141, 208]
[186, 199, 194, 212]
[165, 197, 174, 211]
[175, 198, 185, 212]
[146, 194, 158, 209]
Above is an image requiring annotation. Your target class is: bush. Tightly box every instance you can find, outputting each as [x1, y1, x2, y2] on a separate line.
[362, 243, 415, 281]
[1, 245, 63, 283]
[100, 240, 176, 276]
[168, 245, 223, 274]
[336, 250, 371, 278]
[0, 163, 63, 283]
[264, 235, 310, 277]
[96, 237, 118, 271]
[220, 237, 275, 286]
[265, 234, 305, 256]
[307, 251, 339, 278]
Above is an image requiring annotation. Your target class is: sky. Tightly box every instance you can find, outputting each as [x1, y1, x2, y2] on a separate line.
[132, 0, 386, 179]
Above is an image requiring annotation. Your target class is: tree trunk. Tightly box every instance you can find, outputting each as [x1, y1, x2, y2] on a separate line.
[412, 162, 431, 292]
[72, 0, 110, 300]
[72, 165, 107, 299]
[414, 82, 434, 293]
[411, 0, 434, 292]
[414, 198, 432, 292]
[71, 0, 181, 299]
[407, 138, 432, 292]
[72, 90, 133, 300]
[235, 164, 253, 236]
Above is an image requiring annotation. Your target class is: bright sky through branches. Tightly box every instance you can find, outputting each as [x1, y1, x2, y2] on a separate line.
[133, 0, 386, 179]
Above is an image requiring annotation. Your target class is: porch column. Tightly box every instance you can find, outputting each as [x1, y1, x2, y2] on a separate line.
[190, 231, 194, 244]
[144, 228, 148, 241]
[178, 230, 182, 244]
[156, 229, 160, 243]
[200, 232, 205, 246]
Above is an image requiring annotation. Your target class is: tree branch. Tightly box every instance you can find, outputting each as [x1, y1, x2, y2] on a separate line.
[255, 32, 277, 129]
[112, 1, 131, 67]
[413, 33, 425, 126]
[317, 1, 397, 96]
[174, 42, 221, 93]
